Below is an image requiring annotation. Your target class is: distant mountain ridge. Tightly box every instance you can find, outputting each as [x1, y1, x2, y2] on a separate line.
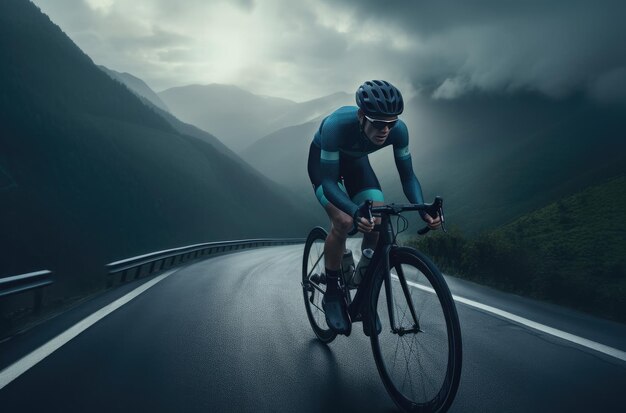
[241, 118, 321, 207]
[159, 83, 351, 152]
[99, 66, 170, 112]
[100, 65, 329, 224]
[99, 66, 235, 157]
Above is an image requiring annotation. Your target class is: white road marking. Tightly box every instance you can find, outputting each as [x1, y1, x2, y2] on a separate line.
[398, 277, 626, 363]
[0, 269, 177, 390]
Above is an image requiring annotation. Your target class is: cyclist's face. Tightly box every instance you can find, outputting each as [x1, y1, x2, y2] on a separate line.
[360, 113, 398, 146]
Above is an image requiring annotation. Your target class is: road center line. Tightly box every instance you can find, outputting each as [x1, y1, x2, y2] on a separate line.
[0, 269, 177, 390]
[399, 277, 626, 363]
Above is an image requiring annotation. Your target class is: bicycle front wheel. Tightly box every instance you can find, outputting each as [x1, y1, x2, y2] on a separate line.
[302, 227, 337, 343]
[370, 247, 462, 413]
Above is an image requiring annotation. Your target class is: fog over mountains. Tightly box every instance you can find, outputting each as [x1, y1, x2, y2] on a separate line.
[159, 84, 351, 152]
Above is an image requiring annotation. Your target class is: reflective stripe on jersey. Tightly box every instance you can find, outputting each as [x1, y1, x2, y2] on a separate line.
[320, 150, 339, 162]
[394, 146, 410, 160]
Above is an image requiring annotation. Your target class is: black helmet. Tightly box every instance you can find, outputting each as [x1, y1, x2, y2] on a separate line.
[356, 80, 404, 117]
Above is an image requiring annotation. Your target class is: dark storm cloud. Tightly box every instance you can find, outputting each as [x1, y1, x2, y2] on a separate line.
[29, 0, 626, 101]
[324, 0, 626, 101]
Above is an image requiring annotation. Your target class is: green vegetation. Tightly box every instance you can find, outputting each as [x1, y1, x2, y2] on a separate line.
[408, 176, 626, 322]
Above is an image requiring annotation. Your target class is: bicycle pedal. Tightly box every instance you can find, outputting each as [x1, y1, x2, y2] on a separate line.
[310, 273, 326, 285]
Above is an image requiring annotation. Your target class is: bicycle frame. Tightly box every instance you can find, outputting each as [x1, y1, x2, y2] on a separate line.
[347, 212, 421, 334]
[302, 196, 461, 412]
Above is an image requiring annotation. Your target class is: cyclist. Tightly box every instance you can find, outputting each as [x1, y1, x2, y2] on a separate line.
[307, 80, 441, 334]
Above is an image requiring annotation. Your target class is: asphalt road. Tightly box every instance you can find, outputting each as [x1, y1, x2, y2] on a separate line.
[1, 244, 625, 412]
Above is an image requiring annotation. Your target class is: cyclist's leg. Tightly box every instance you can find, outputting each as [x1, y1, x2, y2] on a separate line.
[341, 155, 384, 252]
[308, 142, 353, 333]
[307, 142, 353, 270]
[311, 187, 352, 333]
[322, 201, 353, 271]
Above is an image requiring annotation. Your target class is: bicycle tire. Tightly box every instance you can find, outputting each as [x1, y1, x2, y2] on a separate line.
[369, 247, 462, 413]
[302, 227, 337, 343]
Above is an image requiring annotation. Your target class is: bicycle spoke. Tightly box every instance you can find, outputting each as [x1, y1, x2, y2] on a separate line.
[307, 250, 324, 279]
[306, 280, 326, 295]
[415, 340, 429, 400]
[310, 299, 324, 314]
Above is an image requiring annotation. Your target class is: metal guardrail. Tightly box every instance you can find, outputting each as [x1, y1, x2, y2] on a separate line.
[0, 270, 54, 313]
[105, 238, 305, 287]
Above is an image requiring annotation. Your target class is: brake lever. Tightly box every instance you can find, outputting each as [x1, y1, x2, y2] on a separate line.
[417, 196, 446, 235]
[361, 199, 374, 224]
[348, 199, 374, 236]
[439, 204, 447, 233]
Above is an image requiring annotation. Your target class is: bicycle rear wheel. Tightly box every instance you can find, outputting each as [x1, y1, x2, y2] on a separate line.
[302, 227, 337, 343]
[370, 247, 462, 413]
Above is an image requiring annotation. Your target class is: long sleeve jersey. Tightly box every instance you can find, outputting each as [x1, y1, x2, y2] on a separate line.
[312, 106, 424, 217]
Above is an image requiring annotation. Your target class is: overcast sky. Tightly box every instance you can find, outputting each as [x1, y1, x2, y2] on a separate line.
[31, 0, 626, 103]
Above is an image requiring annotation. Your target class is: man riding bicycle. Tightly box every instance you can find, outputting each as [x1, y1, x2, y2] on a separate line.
[307, 80, 441, 335]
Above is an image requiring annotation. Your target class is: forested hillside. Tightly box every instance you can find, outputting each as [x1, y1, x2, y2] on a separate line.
[410, 176, 626, 321]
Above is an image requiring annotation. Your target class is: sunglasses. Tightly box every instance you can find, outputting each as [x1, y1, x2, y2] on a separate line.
[364, 115, 398, 130]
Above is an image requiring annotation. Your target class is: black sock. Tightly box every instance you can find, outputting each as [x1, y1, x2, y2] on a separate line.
[325, 268, 340, 293]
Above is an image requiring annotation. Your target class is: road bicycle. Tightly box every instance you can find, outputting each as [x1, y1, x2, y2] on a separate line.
[301, 197, 462, 413]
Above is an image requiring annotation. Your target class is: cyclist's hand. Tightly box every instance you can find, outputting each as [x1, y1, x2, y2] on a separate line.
[356, 216, 375, 233]
[423, 213, 442, 230]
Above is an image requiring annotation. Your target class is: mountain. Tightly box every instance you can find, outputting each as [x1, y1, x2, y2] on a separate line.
[101, 65, 329, 226]
[242, 93, 626, 234]
[241, 118, 320, 193]
[158, 84, 294, 152]
[158, 84, 351, 152]
[0, 0, 316, 300]
[266, 92, 352, 133]
[493, 175, 626, 320]
[99, 66, 249, 160]
[99, 66, 170, 112]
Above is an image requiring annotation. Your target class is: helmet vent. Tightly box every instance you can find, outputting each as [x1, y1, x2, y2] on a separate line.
[355, 79, 404, 117]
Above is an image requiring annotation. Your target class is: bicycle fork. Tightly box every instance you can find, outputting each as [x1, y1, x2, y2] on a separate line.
[384, 252, 423, 335]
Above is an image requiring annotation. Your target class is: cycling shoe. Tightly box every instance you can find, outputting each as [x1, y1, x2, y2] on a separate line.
[322, 289, 351, 335]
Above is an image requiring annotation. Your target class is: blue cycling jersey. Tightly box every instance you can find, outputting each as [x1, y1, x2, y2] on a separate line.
[310, 106, 425, 218]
